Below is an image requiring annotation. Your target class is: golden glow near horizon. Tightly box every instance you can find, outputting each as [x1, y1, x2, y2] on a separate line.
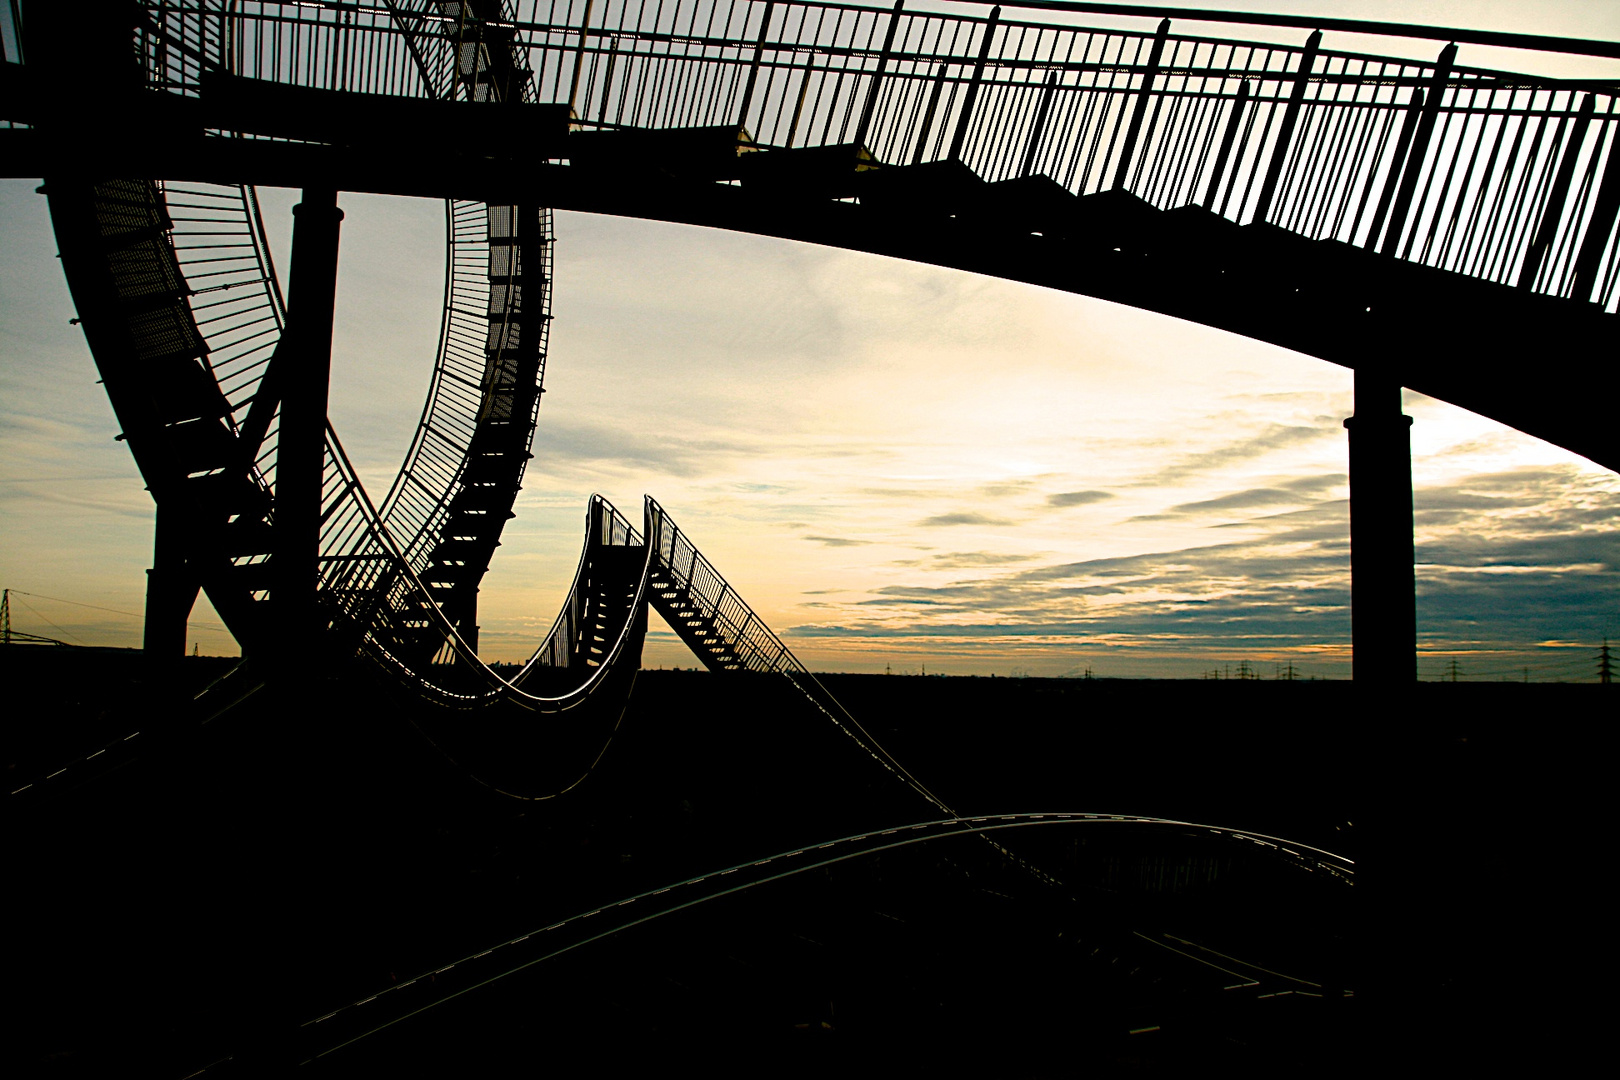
[7, 188, 1614, 680]
[1, 3, 1616, 680]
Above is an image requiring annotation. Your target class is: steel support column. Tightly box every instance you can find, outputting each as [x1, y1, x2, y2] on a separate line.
[273, 189, 343, 654]
[143, 500, 199, 658]
[1344, 371, 1416, 683]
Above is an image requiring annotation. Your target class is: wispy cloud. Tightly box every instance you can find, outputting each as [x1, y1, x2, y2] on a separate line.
[532, 416, 752, 478]
[922, 551, 1041, 569]
[1143, 424, 1331, 485]
[980, 478, 1040, 497]
[1168, 473, 1343, 515]
[918, 511, 1017, 527]
[1046, 490, 1114, 508]
[6, 185, 1615, 677]
[783, 458, 1618, 676]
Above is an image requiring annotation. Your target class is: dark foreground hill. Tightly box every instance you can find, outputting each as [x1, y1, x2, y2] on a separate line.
[4, 647, 1605, 1076]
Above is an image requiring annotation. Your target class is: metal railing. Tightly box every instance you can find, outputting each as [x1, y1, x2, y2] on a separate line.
[375, 201, 554, 575]
[528, 494, 642, 671]
[139, 3, 558, 638]
[164, 181, 286, 491]
[648, 496, 799, 674]
[123, 0, 1618, 310]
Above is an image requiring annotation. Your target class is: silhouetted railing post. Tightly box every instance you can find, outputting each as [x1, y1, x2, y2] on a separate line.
[853, 0, 906, 154]
[1252, 30, 1321, 224]
[1202, 80, 1251, 211]
[1020, 69, 1060, 178]
[1571, 119, 1620, 303]
[1344, 371, 1416, 684]
[1111, 18, 1171, 192]
[1379, 42, 1457, 256]
[567, 0, 596, 113]
[1364, 88, 1425, 249]
[734, 0, 776, 133]
[947, 5, 1000, 163]
[912, 63, 949, 164]
[1518, 93, 1596, 291]
[274, 188, 343, 657]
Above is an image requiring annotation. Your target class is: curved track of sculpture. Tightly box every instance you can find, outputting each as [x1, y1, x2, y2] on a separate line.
[7, 1, 1612, 1071]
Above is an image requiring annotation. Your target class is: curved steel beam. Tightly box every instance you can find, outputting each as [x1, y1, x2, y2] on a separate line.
[10, 1, 1616, 468]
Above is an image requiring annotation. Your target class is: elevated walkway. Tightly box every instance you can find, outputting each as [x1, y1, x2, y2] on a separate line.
[6, 2, 1614, 466]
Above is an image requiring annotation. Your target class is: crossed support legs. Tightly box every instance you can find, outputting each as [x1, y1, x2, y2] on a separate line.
[1345, 370, 1416, 684]
[142, 189, 344, 663]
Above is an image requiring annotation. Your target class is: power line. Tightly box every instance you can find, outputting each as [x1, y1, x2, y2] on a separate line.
[4, 589, 232, 634]
[13, 594, 87, 646]
[0, 475, 135, 484]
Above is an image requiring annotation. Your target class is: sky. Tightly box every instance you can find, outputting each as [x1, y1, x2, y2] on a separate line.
[2, 1, 1617, 681]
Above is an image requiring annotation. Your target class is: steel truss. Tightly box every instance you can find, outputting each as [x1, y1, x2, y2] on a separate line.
[100, 0, 1620, 310]
[12, 0, 1620, 712]
[35, 2, 941, 771]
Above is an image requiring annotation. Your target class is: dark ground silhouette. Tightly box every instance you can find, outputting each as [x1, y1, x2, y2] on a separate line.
[5, 647, 1603, 1075]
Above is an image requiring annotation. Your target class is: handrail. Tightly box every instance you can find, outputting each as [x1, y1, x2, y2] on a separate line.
[319, 426, 655, 712]
[102, 1, 1617, 310]
[942, 1, 1620, 61]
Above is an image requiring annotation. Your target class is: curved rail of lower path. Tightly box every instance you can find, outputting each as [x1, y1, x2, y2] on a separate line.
[339, 484, 971, 810]
[5, 660, 269, 805]
[186, 812, 1351, 1072]
[3, 479, 931, 807]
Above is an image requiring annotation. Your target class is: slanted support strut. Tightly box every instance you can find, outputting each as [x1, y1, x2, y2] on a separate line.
[1344, 370, 1416, 684]
[143, 500, 199, 658]
[273, 188, 344, 655]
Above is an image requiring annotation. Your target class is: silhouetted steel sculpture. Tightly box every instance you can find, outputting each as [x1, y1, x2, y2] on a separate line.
[3, 0, 1616, 687]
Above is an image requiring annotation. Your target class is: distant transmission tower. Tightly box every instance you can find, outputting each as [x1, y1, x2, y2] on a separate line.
[1, 588, 10, 645]
[1600, 639, 1613, 685]
[1447, 658, 1462, 682]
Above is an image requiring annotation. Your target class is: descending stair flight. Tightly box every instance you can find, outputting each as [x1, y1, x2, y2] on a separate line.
[18, 0, 1617, 708]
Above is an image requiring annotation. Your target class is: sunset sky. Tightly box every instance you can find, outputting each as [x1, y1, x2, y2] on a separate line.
[2, 1, 1616, 680]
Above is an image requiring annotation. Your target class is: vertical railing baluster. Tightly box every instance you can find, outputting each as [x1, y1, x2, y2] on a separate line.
[1131, 35, 1181, 197]
[1019, 68, 1059, 178]
[785, 58, 813, 147]
[852, 0, 903, 153]
[1202, 79, 1249, 212]
[1109, 17, 1169, 192]
[1295, 68, 1349, 236]
[1077, 32, 1123, 191]
[1518, 92, 1595, 290]
[1570, 114, 1620, 303]
[567, 0, 594, 111]
[1164, 48, 1216, 206]
[1493, 103, 1558, 283]
[1248, 30, 1318, 225]
[733, 0, 774, 132]
[1328, 70, 1381, 239]
[1378, 42, 1456, 255]
[947, 4, 999, 164]
[1364, 80, 1424, 250]
[911, 61, 948, 164]
[1432, 88, 1487, 267]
